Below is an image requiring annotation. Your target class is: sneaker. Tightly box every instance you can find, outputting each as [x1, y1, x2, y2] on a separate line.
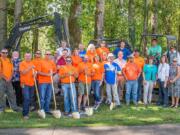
[94, 103, 100, 110]
[46, 111, 53, 115]
[23, 116, 29, 120]
[13, 107, 22, 112]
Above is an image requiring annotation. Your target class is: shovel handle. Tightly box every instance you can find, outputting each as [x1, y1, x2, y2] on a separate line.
[50, 70, 57, 110]
[32, 69, 41, 109]
[69, 75, 76, 110]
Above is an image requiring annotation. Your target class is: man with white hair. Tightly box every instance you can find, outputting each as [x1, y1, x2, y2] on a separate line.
[56, 41, 71, 56]
[104, 53, 121, 107]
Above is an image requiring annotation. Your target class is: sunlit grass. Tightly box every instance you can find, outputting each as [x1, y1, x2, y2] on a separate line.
[0, 104, 180, 128]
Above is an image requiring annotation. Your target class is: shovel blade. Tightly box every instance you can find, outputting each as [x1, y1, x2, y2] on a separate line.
[85, 107, 94, 116]
[72, 112, 80, 119]
[37, 110, 46, 119]
[110, 102, 115, 110]
[52, 110, 61, 118]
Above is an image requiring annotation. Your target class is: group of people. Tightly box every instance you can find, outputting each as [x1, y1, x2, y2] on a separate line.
[0, 39, 180, 120]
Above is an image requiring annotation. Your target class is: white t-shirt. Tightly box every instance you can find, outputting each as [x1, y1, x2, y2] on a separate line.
[158, 63, 170, 81]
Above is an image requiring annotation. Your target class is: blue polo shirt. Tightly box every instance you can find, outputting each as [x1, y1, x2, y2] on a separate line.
[113, 47, 131, 60]
[143, 64, 157, 81]
[79, 50, 86, 59]
[104, 62, 121, 85]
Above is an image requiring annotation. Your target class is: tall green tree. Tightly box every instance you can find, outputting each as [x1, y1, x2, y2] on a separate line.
[0, 0, 7, 49]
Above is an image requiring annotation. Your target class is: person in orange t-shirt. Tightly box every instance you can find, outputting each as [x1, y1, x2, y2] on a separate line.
[19, 52, 35, 119]
[96, 41, 110, 60]
[123, 56, 141, 106]
[133, 49, 145, 103]
[91, 56, 104, 109]
[72, 48, 82, 68]
[0, 48, 21, 113]
[58, 56, 78, 114]
[86, 43, 97, 63]
[37, 50, 57, 113]
[77, 55, 93, 111]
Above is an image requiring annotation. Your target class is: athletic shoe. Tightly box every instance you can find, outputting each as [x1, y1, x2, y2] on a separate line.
[23, 116, 29, 120]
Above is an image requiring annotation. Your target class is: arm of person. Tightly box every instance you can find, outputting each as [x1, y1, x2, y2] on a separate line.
[172, 66, 180, 82]
[164, 64, 170, 88]
[20, 66, 34, 75]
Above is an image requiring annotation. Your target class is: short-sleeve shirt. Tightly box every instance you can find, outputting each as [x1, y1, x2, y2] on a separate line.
[92, 62, 104, 81]
[19, 61, 35, 86]
[113, 48, 131, 60]
[79, 50, 86, 59]
[143, 64, 157, 81]
[148, 45, 162, 60]
[104, 62, 121, 85]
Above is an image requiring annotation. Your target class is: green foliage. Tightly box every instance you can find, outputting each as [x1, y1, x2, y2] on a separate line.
[0, 105, 180, 128]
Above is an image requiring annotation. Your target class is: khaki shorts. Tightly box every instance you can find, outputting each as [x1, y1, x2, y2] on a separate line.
[78, 82, 91, 95]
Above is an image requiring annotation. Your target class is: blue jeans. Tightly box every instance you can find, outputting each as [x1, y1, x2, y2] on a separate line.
[22, 85, 34, 116]
[61, 83, 78, 113]
[158, 80, 168, 106]
[137, 74, 143, 102]
[39, 83, 52, 112]
[126, 80, 138, 105]
[92, 80, 101, 103]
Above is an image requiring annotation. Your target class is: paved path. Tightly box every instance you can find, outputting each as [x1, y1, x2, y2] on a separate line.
[0, 124, 180, 135]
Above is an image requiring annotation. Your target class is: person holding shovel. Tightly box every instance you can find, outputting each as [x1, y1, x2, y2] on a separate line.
[58, 56, 78, 115]
[37, 50, 57, 115]
[19, 52, 35, 119]
[77, 55, 93, 112]
[104, 53, 121, 108]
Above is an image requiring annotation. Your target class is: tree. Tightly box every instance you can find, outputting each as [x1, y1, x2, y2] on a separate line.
[128, 0, 135, 48]
[94, 0, 105, 41]
[14, 0, 23, 24]
[0, 0, 7, 49]
[68, 0, 82, 48]
[151, 0, 158, 34]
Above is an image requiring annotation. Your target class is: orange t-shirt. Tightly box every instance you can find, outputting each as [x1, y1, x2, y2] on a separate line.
[58, 65, 78, 83]
[72, 55, 82, 67]
[32, 58, 42, 80]
[0, 57, 13, 80]
[78, 62, 93, 84]
[92, 62, 104, 81]
[134, 56, 145, 70]
[123, 62, 141, 80]
[86, 50, 97, 63]
[96, 47, 110, 59]
[37, 59, 57, 84]
[19, 61, 35, 86]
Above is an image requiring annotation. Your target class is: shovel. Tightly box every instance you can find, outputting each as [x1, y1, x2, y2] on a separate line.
[85, 74, 93, 116]
[33, 69, 46, 119]
[70, 75, 80, 119]
[50, 70, 61, 119]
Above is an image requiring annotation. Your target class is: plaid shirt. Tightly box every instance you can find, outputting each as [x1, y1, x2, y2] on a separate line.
[12, 58, 21, 82]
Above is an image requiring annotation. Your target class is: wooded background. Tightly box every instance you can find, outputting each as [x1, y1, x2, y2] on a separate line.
[0, 0, 179, 54]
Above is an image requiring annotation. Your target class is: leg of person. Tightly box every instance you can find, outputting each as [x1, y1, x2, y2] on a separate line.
[12, 81, 22, 106]
[62, 84, 70, 113]
[148, 81, 154, 104]
[132, 80, 138, 105]
[137, 74, 143, 102]
[83, 83, 91, 107]
[106, 83, 112, 104]
[163, 85, 169, 107]
[95, 81, 101, 104]
[157, 80, 163, 105]
[112, 83, 120, 106]
[44, 83, 52, 113]
[70, 83, 78, 112]
[91, 81, 97, 103]
[77, 82, 83, 111]
[22, 86, 30, 117]
[125, 81, 132, 105]
[6, 81, 20, 111]
[30, 86, 35, 111]
[38, 84, 46, 110]
[143, 81, 149, 105]
[0, 80, 6, 112]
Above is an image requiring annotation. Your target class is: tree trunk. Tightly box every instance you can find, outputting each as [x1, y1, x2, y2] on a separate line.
[14, 0, 23, 24]
[0, 0, 7, 49]
[142, 0, 149, 54]
[32, 29, 39, 55]
[94, 0, 105, 41]
[151, 0, 158, 34]
[63, 17, 70, 47]
[128, 0, 135, 49]
[68, 0, 82, 49]
[178, 25, 180, 52]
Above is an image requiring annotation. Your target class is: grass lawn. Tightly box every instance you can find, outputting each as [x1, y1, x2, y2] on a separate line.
[0, 104, 180, 128]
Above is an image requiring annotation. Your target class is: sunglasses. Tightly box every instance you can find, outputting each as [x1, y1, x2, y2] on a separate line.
[173, 61, 177, 62]
[45, 54, 51, 55]
[1, 52, 8, 54]
[36, 53, 41, 54]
